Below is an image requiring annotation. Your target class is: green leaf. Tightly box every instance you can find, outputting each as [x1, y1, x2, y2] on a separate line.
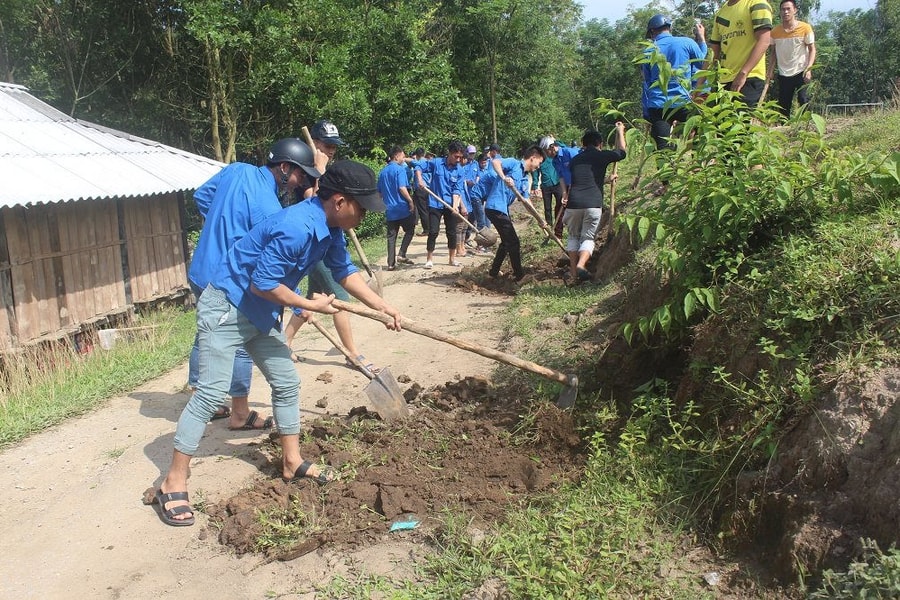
[811, 113, 826, 136]
[718, 202, 731, 221]
[684, 292, 697, 319]
[638, 217, 651, 241]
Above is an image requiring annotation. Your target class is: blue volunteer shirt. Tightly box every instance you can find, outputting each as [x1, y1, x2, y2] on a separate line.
[189, 163, 282, 291]
[416, 157, 465, 209]
[212, 197, 358, 334]
[641, 32, 708, 113]
[553, 145, 581, 186]
[411, 158, 432, 187]
[378, 161, 413, 221]
[474, 158, 530, 215]
[459, 161, 479, 212]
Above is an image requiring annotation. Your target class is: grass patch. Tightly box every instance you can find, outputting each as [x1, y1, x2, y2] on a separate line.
[0, 307, 195, 448]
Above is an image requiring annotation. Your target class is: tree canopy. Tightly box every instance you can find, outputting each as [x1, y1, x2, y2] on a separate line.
[1, 0, 896, 160]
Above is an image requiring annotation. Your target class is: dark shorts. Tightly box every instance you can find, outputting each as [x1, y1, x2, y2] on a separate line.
[737, 77, 766, 108]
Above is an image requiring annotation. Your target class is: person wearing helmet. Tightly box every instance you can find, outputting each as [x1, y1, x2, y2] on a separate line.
[706, 0, 774, 108]
[187, 138, 320, 432]
[155, 160, 404, 526]
[642, 14, 707, 151]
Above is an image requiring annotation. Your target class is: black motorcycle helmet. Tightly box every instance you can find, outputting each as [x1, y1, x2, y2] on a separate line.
[267, 138, 321, 179]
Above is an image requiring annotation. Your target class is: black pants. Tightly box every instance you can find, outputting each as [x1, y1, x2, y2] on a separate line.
[645, 106, 690, 151]
[413, 187, 430, 233]
[541, 182, 565, 236]
[486, 208, 523, 279]
[426, 206, 458, 253]
[386, 213, 417, 266]
[776, 73, 810, 118]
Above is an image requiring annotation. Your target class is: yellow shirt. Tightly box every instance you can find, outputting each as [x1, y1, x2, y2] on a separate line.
[770, 21, 815, 77]
[711, 0, 774, 82]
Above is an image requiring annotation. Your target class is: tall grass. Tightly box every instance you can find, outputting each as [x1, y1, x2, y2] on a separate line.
[0, 307, 195, 448]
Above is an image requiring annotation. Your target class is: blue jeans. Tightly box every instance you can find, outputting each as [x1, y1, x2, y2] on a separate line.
[470, 196, 489, 231]
[188, 283, 252, 396]
[174, 286, 301, 455]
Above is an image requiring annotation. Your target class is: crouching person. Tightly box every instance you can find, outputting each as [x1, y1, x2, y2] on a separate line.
[153, 161, 403, 526]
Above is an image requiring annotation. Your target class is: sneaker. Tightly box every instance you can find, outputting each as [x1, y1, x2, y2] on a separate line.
[397, 256, 414, 265]
[417, 231, 429, 237]
[450, 260, 462, 267]
[424, 260, 433, 269]
[386, 265, 396, 271]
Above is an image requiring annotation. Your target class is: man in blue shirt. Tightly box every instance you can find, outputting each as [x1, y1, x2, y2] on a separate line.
[414, 141, 467, 269]
[471, 145, 545, 282]
[641, 14, 707, 150]
[409, 147, 431, 236]
[187, 138, 320, 431]
[154, 161, 404, 526]
[378, 145, 417, 269]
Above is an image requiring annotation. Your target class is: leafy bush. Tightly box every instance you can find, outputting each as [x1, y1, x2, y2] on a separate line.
[810, 540, 900, 599]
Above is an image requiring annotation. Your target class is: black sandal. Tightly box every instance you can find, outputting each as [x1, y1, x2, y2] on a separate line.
[283, 460, 337, 486]
[228, 410, 274, 431]
[155, 489, 195, 527]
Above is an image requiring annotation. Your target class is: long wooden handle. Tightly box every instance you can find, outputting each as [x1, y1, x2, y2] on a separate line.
[302, 126, 315, 148]
[330, 299, 574, 387]
[346, 228, 374, 277]
[608, 162, 619, 220]
[508, 186, 567, 253]
[310, 318, 374, 381]
[422, 186, 478, 231]
[302, 125, 372, 278]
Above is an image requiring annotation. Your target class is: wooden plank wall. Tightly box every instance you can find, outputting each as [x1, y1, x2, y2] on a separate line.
[0, 200, 127, 349]
[122, 193, 189, 303]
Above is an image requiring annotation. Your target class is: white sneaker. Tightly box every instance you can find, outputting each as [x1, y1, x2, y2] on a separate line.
[424, 260, 433, 269]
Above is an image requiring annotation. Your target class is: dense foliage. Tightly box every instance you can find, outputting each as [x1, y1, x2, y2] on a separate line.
[1, 1, 897, 162]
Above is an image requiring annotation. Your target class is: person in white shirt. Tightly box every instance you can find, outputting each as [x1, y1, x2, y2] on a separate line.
[767, 0, 817, 117]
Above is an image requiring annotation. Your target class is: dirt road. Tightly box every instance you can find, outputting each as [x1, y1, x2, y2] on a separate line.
[0, 237, 509, 599]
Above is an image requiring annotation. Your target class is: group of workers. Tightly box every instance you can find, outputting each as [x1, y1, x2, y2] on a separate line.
[150, 0, 816, 528]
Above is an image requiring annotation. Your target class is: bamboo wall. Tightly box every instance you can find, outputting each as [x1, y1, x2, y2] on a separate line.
[0, 193, 189, 351]
[122, 193, 188, 303]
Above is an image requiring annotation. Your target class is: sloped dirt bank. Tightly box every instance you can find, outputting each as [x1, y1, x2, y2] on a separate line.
[753, 367, 900, 581]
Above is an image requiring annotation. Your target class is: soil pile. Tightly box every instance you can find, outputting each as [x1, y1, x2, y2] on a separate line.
[210, 376, 585, 560]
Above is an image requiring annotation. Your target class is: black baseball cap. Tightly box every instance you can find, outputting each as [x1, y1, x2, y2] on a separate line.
[319, 160, 385, 212]
[488, 143, 501, 152]
[310, 119, 345, 145]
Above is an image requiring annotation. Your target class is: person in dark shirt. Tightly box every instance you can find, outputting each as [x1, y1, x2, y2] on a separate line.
[564, 123, 627, 281]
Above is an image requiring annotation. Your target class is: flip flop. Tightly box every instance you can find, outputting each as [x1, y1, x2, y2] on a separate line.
[283, 459, 337, 486]
[209, 404, 231, 421]
[228, 410, 274, 431]
[155, 489, 195, 527]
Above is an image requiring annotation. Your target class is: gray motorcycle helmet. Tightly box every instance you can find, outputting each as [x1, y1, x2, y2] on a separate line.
[267, 138, 321, 179]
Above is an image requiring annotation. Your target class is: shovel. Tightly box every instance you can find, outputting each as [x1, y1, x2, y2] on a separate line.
[309, 317, 408, 420]
[422, 186, 498, 247]
[346, 227, 384, 296]
[331, 299, 579, 409]
[507, 184, 568, 255]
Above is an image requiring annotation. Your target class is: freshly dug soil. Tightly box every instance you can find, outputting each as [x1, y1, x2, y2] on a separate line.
[210, 376, 586, 560]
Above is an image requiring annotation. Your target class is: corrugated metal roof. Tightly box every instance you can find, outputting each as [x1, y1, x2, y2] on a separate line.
[0, 82, 225, 207]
